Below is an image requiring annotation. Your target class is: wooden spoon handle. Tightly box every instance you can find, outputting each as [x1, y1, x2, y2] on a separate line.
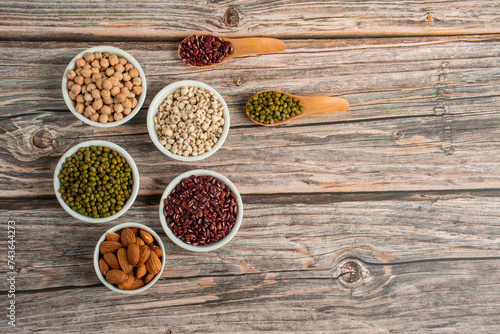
[299, 96, 350, 115]
[226, 37, 285, 58]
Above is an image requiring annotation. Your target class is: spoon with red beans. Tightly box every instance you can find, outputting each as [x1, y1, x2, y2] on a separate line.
[178, 34, 285, 68]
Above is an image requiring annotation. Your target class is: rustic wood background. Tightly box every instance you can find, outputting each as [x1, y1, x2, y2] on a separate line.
[1, 1, 499, 333]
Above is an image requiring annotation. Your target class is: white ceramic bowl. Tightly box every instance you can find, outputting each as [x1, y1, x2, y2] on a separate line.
[62, 46, 147, 127]
[94, 222, 166, 294]
[159, 169, 243, 252]
[147, 80, 230, 162]
[54, 140, 140, 223]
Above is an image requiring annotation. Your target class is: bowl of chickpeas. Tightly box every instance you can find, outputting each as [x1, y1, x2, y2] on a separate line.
[62, 46, 147, 127]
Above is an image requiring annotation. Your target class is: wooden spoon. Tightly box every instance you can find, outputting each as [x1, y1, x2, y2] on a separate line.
[179, 34, 285, 68]
[246, 90, 350, 126]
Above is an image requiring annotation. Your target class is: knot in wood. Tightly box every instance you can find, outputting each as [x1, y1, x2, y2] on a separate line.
[426, 14, 434, 22]
[236, 78, 243, 86]
[224, 6, 239, 27]
[334, 258, 370, 287]
[32, 129, 55, 150]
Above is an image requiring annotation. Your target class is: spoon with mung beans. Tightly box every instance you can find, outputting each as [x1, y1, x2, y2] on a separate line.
[246, 90, 350, 126]
[178, 34, 285, 68]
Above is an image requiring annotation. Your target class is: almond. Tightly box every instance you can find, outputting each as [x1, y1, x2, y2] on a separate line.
[118, 275, 135, 290]
[144, 272, 155, 284]
[117, 247, 133, 274]
[99, 258, 109, 275]
[105, 270, 128, 285]
[103, 252, 120, 270]
[146, 251, 162, 275]
[129, 277, 145, 290]
[140, 230, 154, 245]
[131, 227, 140, 236]
[150, 245, 163, 258]
[100, 241, 122, 254]
[120, 228, 136, 247]
[137, 244, 151, 266]
[136, 264, 147, 278]
[127, 242, 140, 266]
[136, 237, 145, 247]
[105, 232, 120, 242]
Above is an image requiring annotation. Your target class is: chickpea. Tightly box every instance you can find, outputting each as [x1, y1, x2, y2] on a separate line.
[103, 97, 113, 105]
[75, 58, 86, 68]
[101, 105, 112, 115]
[76, 94, 85, 103]
[113, 71, 123, 81]
[118, 57, 127, 65]
[113, 112, 124, 121]
[105, 67, 115, 77]
[83, 109, 92, 118]
[122, 72, 131, 82]
[129, 69, 139, 78]
[109, 76, 119, 86]
[91, 67, 99, 74]
[67, 81, 74, 89]
[84, 77, 92, 85]
[74, 76, 84, 85]
[84, 52, 95, 62]
[132, 77, 141, 86]
[71, 84, 82, 95]
[124, 63, 134, 72]
[120, 88, 130, 96]
[83, 64, 91, 69]
[87, 83, 97, 91]
[91, 89, 101, 99]
[99, 113, 109, 124]
[94, 52, 102, 60]
[122, 98, 132, 109]
[123, 108, 132, 115]
[133, 86, 143, 95]
[91, 60, 101, 68]
[66, 70, 77, 80]
[114, 93, 126, 103]
[68, 91, 77, 100]
[90, 113, 100, 122]
[110, 86, 120, 96]
[75, 68, 83, 76]
[75, 103, 85, 114]
[95, 79, 103, 90]
[84, 93, 93, 102]
[81, 68, 92, 78]
[85, 106, 96, 114]
[100, 89, 110, 99]
[92, 99, 103, 110]
[81, 85, 88, 94]
[114, 63, 124, 73]
[100, 58, 109, 68]
[109, 55, 119, 66]
[102, 79, 112, 90]
[92, 73, 101, 82]
[131, 97, 138, 108]
[114, 103, 124, 112]
[125, 81, 134, 91]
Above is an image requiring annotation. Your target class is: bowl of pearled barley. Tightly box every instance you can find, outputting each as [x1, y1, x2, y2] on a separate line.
[62, 46, 147, 127]
[147, 80, 230, 162]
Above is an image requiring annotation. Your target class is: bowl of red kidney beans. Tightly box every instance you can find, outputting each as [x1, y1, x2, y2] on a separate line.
[159, 170, 243, 252]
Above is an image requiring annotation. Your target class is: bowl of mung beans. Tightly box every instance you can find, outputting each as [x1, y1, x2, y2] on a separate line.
[62, 46, 147, 127]
[147, 80, 230, 162]
[159, 169, 243, 252]
[54, 140, 140, 223]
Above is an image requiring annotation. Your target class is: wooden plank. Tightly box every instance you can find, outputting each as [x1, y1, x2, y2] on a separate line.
[2, 195, 499, 290]
[0, 1, 499, 41]
[2, 196, 500, 333]
[0, 36, 499, 196]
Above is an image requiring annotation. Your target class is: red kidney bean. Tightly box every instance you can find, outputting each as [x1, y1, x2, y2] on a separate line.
[164, 175, 238, 245]
[180, 34, 234, 66]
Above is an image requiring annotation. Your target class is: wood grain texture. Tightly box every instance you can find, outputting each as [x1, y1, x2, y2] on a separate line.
[0, 0, 499, 41]
[1, 1, 500, 333]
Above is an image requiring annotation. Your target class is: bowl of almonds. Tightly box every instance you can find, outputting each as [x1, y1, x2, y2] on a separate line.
[147, 80, 230, 161]
[94, 223, 165, 294]
[62, 46, 147, 127]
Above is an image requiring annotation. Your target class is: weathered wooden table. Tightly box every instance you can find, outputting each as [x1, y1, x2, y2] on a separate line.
[1, 1, 500, 333]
